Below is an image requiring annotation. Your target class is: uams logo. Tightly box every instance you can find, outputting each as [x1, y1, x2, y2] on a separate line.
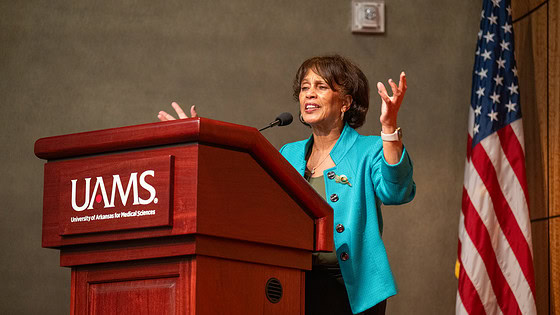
[71, 170, 157, 211]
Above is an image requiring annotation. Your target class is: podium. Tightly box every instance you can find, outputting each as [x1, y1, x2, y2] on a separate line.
[35, 118, 333, 315]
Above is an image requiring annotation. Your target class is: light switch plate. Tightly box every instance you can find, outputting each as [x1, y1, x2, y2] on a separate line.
[352, 0, 385, 34]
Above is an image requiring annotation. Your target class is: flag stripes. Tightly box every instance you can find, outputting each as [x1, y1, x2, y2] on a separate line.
[458, 119, 536, 313]
[462, 187, 521, 314]
[496, 125, 529, 202]
[479, 127, 532, 247]
[457, 242, 488, 315]
[471, 140, 535, 296]
[458, 212, 503, 314]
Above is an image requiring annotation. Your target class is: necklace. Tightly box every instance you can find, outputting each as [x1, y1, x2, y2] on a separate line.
[309, 151, 331, 175]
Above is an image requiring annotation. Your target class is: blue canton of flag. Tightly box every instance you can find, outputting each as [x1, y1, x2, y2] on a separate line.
[471, 0, 521, 146]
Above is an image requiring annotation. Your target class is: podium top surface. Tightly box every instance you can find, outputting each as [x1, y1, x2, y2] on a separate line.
[35, 118, 255, 160]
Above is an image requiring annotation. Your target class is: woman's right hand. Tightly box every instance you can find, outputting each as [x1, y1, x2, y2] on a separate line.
[158, 102, 197, 121]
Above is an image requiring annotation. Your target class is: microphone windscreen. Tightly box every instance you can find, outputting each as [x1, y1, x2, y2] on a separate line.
[275, 112, 293, 126]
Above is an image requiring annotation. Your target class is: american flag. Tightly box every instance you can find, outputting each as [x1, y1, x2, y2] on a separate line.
[456, 0, 537, 314]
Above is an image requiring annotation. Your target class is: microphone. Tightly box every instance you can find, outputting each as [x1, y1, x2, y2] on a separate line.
[259, 112, 293, 132]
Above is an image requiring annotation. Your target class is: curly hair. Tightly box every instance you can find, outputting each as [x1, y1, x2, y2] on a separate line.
[293, 55, 369, 129]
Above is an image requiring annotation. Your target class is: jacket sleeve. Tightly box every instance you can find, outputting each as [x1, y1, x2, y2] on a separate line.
[371, 145, 416, 205]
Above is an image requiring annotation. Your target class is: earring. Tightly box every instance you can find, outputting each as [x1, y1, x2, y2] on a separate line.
[341, 111, 345, 120]
[300, 113, 306, 123]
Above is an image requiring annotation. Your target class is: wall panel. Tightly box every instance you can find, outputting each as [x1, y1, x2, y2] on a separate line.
[514, 1, 555, 313]
[532, 220, 549, 314]
[550, 0, 560, 218]
[515, 4, 549, 220]
[512, 0, 547, 20]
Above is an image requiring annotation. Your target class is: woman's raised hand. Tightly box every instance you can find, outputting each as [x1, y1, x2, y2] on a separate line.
[376, 72, 407, 131]
[158, 102, 197, 121]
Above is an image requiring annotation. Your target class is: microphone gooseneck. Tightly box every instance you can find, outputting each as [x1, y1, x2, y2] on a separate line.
[259, 112, 293, 132]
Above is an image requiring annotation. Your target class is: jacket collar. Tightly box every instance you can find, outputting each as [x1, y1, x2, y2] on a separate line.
[304, 123, 359, 165]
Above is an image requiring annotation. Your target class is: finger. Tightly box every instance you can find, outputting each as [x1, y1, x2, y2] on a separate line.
[171, 102, 188, 119]
[399, 72, 407, 90]
[399, 72, 407, 92]
[377, 82, 388, 96]
[388, 78, 398, 97]
[158, 110, 176, 121]
[377, 82, 391, 104]
[190, 105, 198, 118]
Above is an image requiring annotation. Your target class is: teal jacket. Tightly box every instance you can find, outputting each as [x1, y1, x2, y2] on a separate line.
[279, 123, 415, 314]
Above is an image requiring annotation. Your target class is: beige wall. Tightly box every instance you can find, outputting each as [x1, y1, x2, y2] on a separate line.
[0, 1, 484, 314]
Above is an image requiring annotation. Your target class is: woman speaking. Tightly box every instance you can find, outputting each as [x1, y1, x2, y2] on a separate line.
[159, 55, 416, 315]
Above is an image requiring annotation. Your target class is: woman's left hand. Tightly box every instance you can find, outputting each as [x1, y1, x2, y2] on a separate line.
[377, 72, 407, 131]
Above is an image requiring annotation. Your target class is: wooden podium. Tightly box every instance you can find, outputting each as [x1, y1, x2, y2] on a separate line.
[35, 118, 333, 315]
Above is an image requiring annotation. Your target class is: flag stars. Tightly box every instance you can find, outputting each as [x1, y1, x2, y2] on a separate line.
[505, 100, 517, 112]
[500, 40, 510, 51]
[487, 110, 499, 121]
[502, 22, 512, 34]
[493, 74, 504, 86]
[481, 50, 492, 61]
[490, 91, 501, 104]
[507, 83, 519, 94]
[477, 68, 488, 80]
[469, 2, 520, 146]
[473, 124, 480, 135]
[484, 32, 495, 43]
[496, 57, 506, 69]
[487, 13, 498, 25]
[474, 106, 482, 116]
[476, 87, 485, 99]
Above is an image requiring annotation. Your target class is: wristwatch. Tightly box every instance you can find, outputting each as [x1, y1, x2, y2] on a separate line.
[380, 127, 402, 141]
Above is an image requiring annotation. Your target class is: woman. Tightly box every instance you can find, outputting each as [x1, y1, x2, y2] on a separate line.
[159, 55, 415, 314]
